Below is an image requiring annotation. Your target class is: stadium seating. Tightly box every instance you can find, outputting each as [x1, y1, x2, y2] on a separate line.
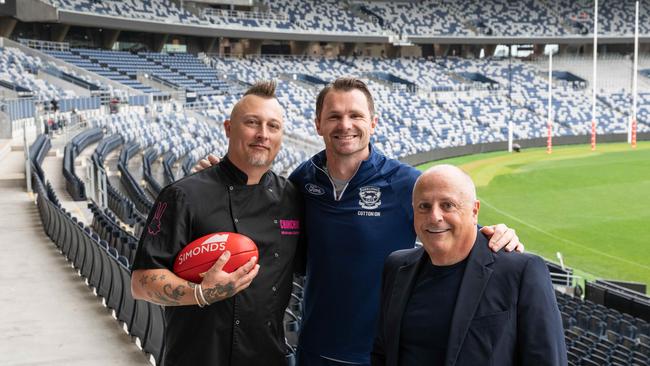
[202, 54, 650, 159]
[557, 290, 650, 366]
[1, 46, 75, 100]
[10, 40, 647, 165]
[31, 164, 165, 364]
[45, 0, 202, 24]
[1, 45, 116, 102]
[42, 48, 233, 97]
[40, 0, 650, 37]
[556, 0, 650, 36]
[13, 1, 650, 364]
[63, 127, 103, 200]
[263, 0, 382, 34]
[137, 52, 233, 95]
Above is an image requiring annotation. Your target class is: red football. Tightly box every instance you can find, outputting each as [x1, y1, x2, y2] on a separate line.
[173, 232, 258, 283]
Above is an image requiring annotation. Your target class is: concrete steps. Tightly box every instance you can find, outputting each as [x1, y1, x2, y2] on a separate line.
[0, 146, 27, 188]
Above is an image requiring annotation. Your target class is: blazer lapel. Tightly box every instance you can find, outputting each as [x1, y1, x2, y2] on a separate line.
[445, 233, 495, 366]
[386, 247, 425, 366]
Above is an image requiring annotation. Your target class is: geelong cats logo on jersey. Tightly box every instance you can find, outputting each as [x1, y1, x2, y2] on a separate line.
[359, 186, 382, 210]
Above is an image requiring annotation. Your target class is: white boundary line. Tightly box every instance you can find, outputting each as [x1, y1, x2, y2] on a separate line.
[480, 199, 650, 272]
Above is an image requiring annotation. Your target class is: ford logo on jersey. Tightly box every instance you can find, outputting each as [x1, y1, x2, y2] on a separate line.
[305, 183, 325, 196]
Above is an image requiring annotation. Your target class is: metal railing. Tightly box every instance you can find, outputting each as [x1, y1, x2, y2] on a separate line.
[18, 38, 70, 52]
[550, 272, 583, 288]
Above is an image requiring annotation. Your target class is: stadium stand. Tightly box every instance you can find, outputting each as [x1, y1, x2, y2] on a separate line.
[44, 0, 202, 24]
[203, 53, 650, 158]
[62, 126, 102, 200]
[5, 41, 648, 165]
[5, 0, 650, 363]
[556, 0, 650, 36]
[9, 40, 647, 161]
[1, 46, 76, 100]
[23, 135, 158, 364]
[33, 0, 650, 38]
[357, 0, 469, 36]
[557, 290, 650, 366]
[262, 0, 382, 34]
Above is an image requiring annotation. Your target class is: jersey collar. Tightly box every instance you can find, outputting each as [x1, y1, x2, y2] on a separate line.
[311, 143, 383, 186]
[220, 155, 272, 186]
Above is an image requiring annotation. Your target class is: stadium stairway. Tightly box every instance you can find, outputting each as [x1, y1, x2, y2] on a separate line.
[0, 133, 150, 365]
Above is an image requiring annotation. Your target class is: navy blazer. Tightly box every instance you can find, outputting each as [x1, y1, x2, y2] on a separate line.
[372, 232, 567, 366]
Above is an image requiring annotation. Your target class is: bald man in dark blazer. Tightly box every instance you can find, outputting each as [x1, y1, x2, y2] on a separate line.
[372, 165, 566, 366]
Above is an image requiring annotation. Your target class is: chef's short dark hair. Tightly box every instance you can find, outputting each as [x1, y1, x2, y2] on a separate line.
[244, 80, 277, 98]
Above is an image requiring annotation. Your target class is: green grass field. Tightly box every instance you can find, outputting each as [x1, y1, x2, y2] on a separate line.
[417, 141, 650, 293]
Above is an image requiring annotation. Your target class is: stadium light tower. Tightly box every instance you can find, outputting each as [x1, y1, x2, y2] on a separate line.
[630, 0, 639, 148]
[508, 45, 513, 153]
[591, 0, 598, 151]
[547, 50, 553, 154]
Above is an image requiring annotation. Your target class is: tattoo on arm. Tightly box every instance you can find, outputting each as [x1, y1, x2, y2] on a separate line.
[202, 282, 235, 304]
[139, 274, 149, 288]
[140, 272, 191, 306]
[151, 290, 181, 306]
[163, 284, 187, 301]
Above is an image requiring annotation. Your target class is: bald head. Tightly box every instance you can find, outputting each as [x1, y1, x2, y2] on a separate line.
[414, 164, 477, 208]
[412, 164, 480, 266]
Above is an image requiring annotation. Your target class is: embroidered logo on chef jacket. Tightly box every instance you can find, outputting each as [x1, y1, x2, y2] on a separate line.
[280, 219, 300, 236]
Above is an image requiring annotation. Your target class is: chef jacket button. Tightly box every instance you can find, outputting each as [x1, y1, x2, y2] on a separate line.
[274, 252, 279, 258]
[272, 286, 277, 292]
[229, 186, 233, 191]
[234, 218, 239, 223]
[235, 319, 240, 325]
[274, 219, 278, 224]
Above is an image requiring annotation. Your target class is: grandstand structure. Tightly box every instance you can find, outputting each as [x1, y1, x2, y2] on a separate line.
[1, 0, 650, 365]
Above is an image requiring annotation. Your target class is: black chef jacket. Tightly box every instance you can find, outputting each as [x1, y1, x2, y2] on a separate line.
[132, 156, 305, 366]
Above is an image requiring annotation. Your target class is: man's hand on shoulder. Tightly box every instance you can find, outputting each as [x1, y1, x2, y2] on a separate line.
[199, 251, 260, 304]
[191, 154, 220, 173]
[480, 224, 524, 253]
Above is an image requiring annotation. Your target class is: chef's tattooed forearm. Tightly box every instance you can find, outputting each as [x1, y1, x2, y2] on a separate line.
[140, 273, 197, 306]
[202, 282, 235, 304]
